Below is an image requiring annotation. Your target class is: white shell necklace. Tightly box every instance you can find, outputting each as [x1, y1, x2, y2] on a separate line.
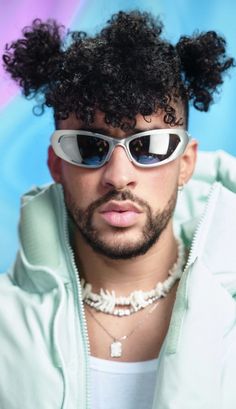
[81, 238, 185, 316]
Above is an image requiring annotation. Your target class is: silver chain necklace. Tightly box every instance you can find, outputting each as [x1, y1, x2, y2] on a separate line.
[86, 300, 161, 358]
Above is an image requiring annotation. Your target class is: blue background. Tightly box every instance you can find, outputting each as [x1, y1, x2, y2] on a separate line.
[0, 0, 236, 272]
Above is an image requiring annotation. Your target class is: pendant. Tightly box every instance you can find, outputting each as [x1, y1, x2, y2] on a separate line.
[110, 341, 122, 358]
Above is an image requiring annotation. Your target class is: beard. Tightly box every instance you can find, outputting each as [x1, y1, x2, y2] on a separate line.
[64, 188, 177, 260]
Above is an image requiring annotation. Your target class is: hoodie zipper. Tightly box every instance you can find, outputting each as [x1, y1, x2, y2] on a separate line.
[182, 182, 219, 273]
[59, 187, 91, 409]
[163, 182, 220, 359]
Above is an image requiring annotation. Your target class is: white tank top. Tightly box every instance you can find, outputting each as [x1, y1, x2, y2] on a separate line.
[90, 356, 159, 409]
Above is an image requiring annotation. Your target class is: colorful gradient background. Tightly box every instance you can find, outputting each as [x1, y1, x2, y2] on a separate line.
[1, 0, 236, 272]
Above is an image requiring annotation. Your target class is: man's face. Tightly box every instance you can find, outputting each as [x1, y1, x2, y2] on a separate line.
[48, 111, 197, 259]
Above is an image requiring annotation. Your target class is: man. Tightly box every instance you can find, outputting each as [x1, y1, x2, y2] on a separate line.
[1, 10, 236, 409]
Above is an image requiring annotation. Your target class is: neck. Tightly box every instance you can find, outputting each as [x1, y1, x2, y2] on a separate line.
[73, 221, 179, 295]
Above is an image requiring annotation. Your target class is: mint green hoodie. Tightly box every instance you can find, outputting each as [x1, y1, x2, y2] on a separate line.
[1, 150, 236, 409]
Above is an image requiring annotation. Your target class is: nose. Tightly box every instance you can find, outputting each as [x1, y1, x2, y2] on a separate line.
[101, 146, 137, 190]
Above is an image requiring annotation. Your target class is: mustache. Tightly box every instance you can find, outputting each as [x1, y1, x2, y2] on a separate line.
[88, 189, 150, 213]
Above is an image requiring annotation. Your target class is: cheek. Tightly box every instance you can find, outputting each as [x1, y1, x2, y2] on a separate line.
[60, 163, 100, 206]
[144, 161, 180, 199]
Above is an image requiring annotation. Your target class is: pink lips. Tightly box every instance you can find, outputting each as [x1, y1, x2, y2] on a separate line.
[99, 201, 142, 227]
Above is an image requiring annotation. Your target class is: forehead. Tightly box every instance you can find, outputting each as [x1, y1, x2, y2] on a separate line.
[58, 106, 185, 137]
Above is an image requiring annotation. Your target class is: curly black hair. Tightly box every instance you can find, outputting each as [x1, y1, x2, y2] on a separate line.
[2, 10, 235, 129]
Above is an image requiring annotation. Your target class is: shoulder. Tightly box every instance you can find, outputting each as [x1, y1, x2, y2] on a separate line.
[175, 150, 236, 229]
[194, 150, 236, 191]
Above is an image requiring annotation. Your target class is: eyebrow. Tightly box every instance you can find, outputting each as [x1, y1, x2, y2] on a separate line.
[78, 126, 162, 135]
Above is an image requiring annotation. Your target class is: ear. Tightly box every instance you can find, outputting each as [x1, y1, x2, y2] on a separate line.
[178, 139, 198, 187]
[47, 146, 63, 183]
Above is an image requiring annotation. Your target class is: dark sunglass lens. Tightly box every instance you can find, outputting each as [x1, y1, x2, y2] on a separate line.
[129, 134, 181, 164]
[77, 135, 109, 166]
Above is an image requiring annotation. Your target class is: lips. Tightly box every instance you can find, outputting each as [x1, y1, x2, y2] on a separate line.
[100, 201, 142, 213]
[99, 201, 142, 227]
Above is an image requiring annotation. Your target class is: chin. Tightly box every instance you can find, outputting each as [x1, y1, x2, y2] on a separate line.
[81, 229, 160, 260]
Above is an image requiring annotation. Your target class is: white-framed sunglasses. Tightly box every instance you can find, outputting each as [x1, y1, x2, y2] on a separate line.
[51, 128, 190, 168]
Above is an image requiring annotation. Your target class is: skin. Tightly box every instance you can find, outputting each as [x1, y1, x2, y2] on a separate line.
[48, 108, 197, 361]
